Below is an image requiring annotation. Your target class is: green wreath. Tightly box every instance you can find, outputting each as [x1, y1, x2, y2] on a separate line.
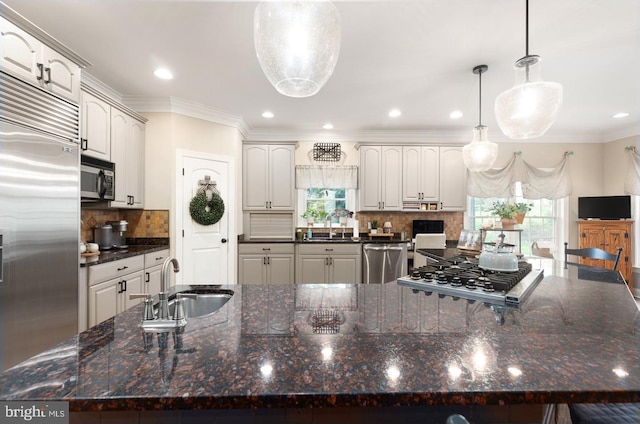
[189, 192, 225, 225]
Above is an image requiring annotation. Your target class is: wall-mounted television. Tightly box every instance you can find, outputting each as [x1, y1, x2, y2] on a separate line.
[578, 195, 631, 220]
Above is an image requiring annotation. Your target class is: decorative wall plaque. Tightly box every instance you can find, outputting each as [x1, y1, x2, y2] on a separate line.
[313, 142, 341, 162]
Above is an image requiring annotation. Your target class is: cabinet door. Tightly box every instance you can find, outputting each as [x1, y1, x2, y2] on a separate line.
[128, 120, 145, 208]
[146, 266, 162, 296]
[330, 255, 360, 284]
[243, 145, 270, 210]
[381, 146, 402, 210]
[88, 278, 119, 327]
[579, 225, 605, 268]
[238, 256, 266, 284]
[439, 147, 467, 211]
[80, 91, 111, 161]
[0, 19, 41, 84]
[41, 47, 80, 101]
[296, 256, 328, 284]
[268, 145, 295, 210]
[267, 255, 295, 284]
[419, 146, 439, 201]
[359, 146, 382, 210]
[119, 271, 144, 313]
[604, 224, 631, 281]
[110, 108, 129, 207]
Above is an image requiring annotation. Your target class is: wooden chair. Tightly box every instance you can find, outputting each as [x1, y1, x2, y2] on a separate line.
[564, 242, 622, 270]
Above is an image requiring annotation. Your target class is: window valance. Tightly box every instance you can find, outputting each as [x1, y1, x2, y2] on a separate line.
[467, 152, 572, 200]
[624, 146, 640, 195]
[295, 165, 358, 189]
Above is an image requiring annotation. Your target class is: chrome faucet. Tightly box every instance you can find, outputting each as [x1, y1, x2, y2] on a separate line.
[327, 216, 333, 240]
[158, 257, 180, 320]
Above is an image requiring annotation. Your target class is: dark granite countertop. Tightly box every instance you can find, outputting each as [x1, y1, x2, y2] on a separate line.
[80, 239, 170, 267]
[238, 238, 412, 244]
[1, 263, 639, 412]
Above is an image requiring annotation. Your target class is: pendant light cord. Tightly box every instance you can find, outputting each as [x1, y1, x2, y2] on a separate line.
[525, 0, 529, 56]
[478, 70, 482, 127]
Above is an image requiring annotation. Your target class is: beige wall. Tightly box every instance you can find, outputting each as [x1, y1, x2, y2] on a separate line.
[603, 135, 640, 195]
[142, 112, 244, 250]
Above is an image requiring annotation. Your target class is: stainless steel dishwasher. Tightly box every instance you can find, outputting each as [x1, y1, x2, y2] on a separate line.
[362, 243, 408, 284]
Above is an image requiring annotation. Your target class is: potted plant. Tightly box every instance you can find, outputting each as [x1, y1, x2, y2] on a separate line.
[301, 209, 315, 226]
[370, 220, 378, 234]
[332, 209, 354, 226]
[514, 202, 533, 224]
[489, 201, 518, 230]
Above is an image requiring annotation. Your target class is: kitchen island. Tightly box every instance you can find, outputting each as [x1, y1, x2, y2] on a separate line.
[1, 262, 639, 423]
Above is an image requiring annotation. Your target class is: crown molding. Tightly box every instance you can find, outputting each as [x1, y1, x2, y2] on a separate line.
[81, 72, 125, 103]
[122, 96, 250, 138]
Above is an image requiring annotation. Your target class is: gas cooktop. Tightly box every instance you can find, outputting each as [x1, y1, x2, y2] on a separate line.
[397, 255, 544, 306]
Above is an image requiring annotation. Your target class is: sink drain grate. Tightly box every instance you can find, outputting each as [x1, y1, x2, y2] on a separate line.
[308, 309, 345, 334]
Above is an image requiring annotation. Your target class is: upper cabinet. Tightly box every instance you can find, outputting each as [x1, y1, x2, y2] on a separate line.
[0, 17, 83, 102]
[109, 108, 145, 209]
[243, 143, 295, 211]
[80, 91, 111, 160]
[438, 146, 467, 211]
[402, 146, 439, 202]
[359, 145, 402, 211]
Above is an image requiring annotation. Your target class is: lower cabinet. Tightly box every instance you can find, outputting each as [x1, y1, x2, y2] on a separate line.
[87, 255, 145, 327]
[238, 243, 295, 284]
[296, 244, 362, 284]
[144, 249, 170, 295]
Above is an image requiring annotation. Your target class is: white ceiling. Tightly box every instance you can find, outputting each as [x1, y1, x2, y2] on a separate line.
[4, 0, 640, 143]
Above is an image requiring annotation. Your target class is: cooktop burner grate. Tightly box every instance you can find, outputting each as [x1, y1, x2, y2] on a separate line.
[397, 255, 543, 306]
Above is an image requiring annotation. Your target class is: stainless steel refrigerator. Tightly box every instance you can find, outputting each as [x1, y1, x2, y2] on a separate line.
[0, 70, 79, 371]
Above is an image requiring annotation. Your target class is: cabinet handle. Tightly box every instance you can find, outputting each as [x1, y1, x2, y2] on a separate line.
[117, 281, 123, 294]
[382, 201, 385, 209]
[80, 138, 88, 151]
[155, 256, 164, 261]
[122, 279, 127, 292]
[267, 257, 270, 265]
[145, 272, 150, 283]
[440, 202, 443, 209]
[263, 257, 266, 265]
[36, 63, 44, 81]
[262, 248, 271, 251]
[44, 67, 51, 84]
[117, 265, 129, 271]
[325, 248, 334, 252]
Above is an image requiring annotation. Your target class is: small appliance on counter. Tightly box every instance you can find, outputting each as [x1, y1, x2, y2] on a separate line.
[93, 224, 114, 250]
[107, 220, 128, 248]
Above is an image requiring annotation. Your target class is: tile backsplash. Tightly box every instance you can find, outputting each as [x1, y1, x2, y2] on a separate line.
[355, 211, 463, 240]
[81, 209, 170, 243]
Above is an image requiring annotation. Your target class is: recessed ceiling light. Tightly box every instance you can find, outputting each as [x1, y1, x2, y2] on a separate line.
[450, 110, 463, 119]
[262, 111, 274, 118]
[153, 68, 173, 80]
[613, 112, 630, 119]
[388, 109, 402, 118]
[322, 123, 333, 130]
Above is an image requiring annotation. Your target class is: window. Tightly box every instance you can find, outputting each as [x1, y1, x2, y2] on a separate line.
[298, 188, 355, 226]
[468, 183, 561, 256]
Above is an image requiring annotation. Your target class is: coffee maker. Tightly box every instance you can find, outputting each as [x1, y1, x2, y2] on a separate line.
[107, 220, 128, 248]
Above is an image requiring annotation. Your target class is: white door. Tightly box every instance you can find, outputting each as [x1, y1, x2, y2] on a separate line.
[178, 152, 234, 285]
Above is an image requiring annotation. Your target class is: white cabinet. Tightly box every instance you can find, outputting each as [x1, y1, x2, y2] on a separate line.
[80, 91, 111, 160]
[402, 146, 439, 202]
[144, 249, 170, 295]
[87, 255, 145, 327]
[359, 146, 402, 211]
[238, 243, 295, 284]
[243, 144, 295, 211]
[109, 108, 145, 208]
[439, 146, 467, 211]
[296, 244, 361, 284]
[0, 18, 81, 102]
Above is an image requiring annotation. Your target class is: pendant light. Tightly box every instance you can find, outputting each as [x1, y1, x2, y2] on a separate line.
[495, 0, 562, 139]
[463, 65, 498, 172]
[254, 0, 341, 98]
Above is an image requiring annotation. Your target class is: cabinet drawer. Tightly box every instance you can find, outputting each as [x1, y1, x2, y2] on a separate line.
[296, 243, 361, 255]
[88, 255, 144, 286]
[144, 249, 170, 268]
[239, 243, 295, 255]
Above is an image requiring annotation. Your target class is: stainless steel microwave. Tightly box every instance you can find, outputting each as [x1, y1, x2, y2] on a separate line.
[80, 155, 115, 201]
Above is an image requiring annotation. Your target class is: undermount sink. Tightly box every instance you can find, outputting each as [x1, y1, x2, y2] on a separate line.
[166, 288, 234, 318]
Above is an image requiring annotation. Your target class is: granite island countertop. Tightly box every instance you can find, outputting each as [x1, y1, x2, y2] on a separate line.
[1, 263, 639, 413]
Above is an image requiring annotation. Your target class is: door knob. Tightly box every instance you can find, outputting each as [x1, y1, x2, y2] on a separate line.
[221, 238, 227, 243]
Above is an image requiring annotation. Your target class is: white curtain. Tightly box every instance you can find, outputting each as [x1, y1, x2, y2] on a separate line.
[468, 152, 572, 200]
[624, 147, 640, 195]
[295, 165, 358, 189]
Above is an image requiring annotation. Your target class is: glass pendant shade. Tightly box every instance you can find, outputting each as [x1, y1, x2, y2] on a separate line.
[463, 126, 499, 172]
[254, 0, 341, 98]
[495, 57, 563, 139]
